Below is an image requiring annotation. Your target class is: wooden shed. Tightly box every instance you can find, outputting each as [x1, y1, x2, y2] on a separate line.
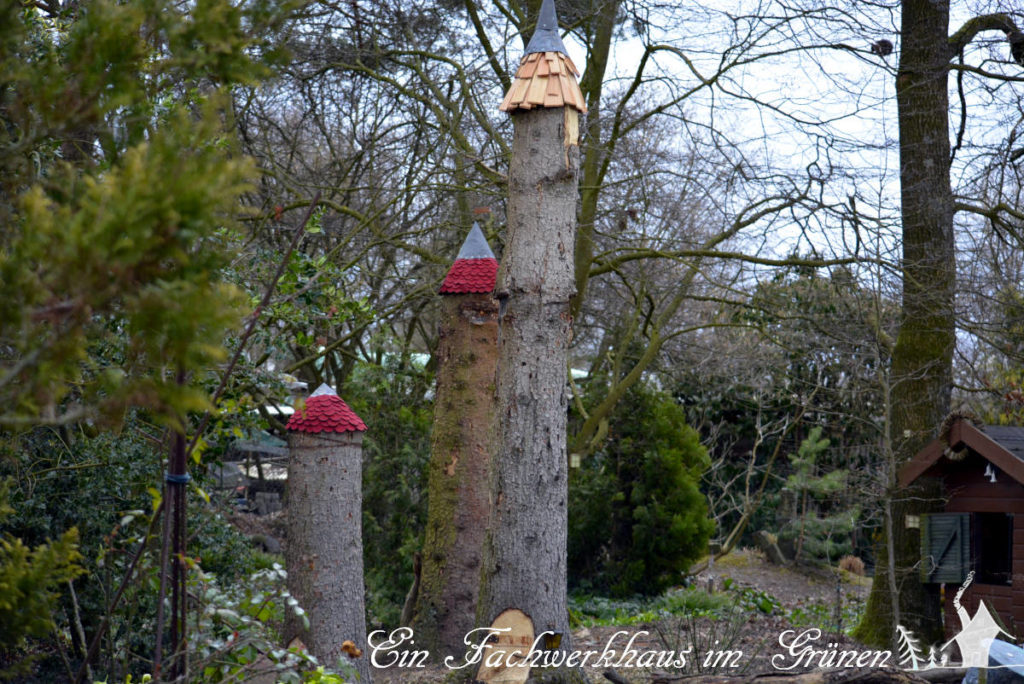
[899, 417, 1024, 635]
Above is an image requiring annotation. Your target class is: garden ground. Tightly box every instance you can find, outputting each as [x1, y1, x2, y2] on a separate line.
[370, 549, 873, 683]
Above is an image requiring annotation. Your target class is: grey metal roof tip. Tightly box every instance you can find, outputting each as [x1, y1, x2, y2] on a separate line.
[310, 383, 337, 397]
[523, 0, 568, 56]
[456, 222, 496, 260]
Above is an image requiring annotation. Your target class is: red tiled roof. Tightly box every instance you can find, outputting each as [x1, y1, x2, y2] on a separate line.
[440, 258, 498, 294]
[286, 386, 366, 433]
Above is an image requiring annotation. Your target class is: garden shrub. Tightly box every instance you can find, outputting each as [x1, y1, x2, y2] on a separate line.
[345, 358, 433, 629]
[0, 419, 284, 680]
[569, 382, 713, 596]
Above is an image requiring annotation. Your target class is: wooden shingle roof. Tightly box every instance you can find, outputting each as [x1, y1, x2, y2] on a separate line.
[499, 51, 587, 113]
[499, 0, 586, 113]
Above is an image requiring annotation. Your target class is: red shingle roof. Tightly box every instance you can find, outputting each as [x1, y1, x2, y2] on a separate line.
[440, 223, 498, 294]
[440, 258, 498, 294]
[286, 384, 366, 433]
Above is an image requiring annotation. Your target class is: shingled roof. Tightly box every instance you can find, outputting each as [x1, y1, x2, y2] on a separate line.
[899, 418, 1024, 487]
[499, 0, 587, 113]
[286, 384, 366, 434]
[439, 223, 498, 294]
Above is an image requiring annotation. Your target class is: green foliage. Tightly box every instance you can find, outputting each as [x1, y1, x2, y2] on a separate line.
[570, 382, 713, 596]
[567, 582, 780, 628]
[654, 583, 779, 676]
[788, 593, 866, 636]
[778, 428, 858, 565]
[785, 428, 844, 497]
[0, 0, 303, 677]
[653, 587, 733, 617]
[3, 97, 250, 426]
[190, 564, 353, 683]
[345, 358, 433, 628]
[236, 247, 376, 387]
[0, 0, 293, 429]
[0, 425, 161, 678]
[88, 564, 352, 684]
[93, 676, 152, 684]
[678, 267, 891, 552]
[723, 579, 783, 615]
[568, 594, 663, 627]
[0, 419, 281, 680]
[0, 478, 83, 668]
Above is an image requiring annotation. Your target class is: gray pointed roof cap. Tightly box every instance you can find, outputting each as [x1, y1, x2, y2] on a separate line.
[310, 383, 337, 397]
[524, 0, 568, 56]
[456, 222, 495, 260]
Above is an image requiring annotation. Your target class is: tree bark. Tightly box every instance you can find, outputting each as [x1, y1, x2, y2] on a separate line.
[855, 0, 954, 648]
[414, 293, 499, 658]
[478, 104, 580, 655]
[286, 431, 373, 683]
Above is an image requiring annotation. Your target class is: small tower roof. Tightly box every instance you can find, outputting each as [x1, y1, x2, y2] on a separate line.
[499, 0, 586, 114]
[440, 223, 498, 294]
[456, 222, 495, 259]
[286, 383, 366, 433]
[524, 0, 568, 56]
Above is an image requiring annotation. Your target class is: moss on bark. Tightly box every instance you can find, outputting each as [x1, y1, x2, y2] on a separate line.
[855, 0, 955, 648]
[414, 294, 499, 658]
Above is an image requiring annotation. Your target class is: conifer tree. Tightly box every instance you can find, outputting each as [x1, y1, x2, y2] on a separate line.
[0, 1, 292, 675]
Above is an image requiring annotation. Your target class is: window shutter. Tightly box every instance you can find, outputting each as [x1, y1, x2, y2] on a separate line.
[921, 513, 970, 584]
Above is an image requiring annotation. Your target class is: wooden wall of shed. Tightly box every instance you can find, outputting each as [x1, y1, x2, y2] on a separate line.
[941, 453, 1024, 637]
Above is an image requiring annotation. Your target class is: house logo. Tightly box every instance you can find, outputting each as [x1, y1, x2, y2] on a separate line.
[898, 571, 1014, 671]
[944, 571, 1012, 667]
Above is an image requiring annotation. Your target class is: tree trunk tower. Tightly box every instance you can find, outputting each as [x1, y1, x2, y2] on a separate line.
[285, 384, 372, 683]
[477, 0, 587, 674]
[413, 223, 500, 658]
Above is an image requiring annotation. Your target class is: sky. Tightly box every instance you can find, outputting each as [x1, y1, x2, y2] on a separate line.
[548, 0, 1023, 273]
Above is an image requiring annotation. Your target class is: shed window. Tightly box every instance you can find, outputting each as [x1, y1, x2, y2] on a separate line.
[974, 512, 1012, 586]
[922, 513, 970, 584]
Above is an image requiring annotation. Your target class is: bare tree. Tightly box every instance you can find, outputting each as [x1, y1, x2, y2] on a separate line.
[855, 2, 1024, 647]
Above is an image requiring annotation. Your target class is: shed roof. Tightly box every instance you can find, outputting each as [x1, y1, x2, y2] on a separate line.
[439, 223, 498, 294]
[286, 383, 366, 434]
[898, 418, 1024, 488]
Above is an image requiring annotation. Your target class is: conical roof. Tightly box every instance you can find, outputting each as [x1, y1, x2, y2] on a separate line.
[440, 223, 498, 294]
[524, 0, 568, 56]
[286, 384, 367, 433]
[499, 0, 586, 113]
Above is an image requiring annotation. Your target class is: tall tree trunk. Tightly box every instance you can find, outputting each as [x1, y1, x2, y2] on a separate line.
[478, 102, 580, 653]
[855, 0, 954, 648]
[286, 392, 372, 683]
[414, 289, 499, 657]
